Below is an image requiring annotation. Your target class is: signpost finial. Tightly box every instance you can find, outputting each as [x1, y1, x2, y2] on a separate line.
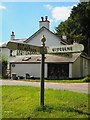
[41, 35, 46, 46]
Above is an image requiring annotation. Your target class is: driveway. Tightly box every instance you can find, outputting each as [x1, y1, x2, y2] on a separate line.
[0, 80, 90, 94]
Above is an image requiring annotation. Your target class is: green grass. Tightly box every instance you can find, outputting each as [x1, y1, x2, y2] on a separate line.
[13, 79, 89, 83]
[1, 78, 86, 83]
[45, 79, 84, 83]
[0, 85, 2, 119]
[2, 86, 90, 119]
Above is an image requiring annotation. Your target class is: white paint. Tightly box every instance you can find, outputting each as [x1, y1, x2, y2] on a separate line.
[47, 44, 84, 53]
[83, 58, 88, 77]
[11, 32, 15, 40]
[11, 63, 47, 78]
[0, 48, 10, 58]
[27, 28, 62, 46]
[39, 16, 50, 29]
[39, 21, 50, 30]
[69, 63, 72, 78]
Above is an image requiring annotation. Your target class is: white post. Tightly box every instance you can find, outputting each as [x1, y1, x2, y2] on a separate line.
[69, 63, 72, 78]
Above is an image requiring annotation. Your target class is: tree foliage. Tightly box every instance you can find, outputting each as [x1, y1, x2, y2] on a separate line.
[0, 54, 7, 62]
[55, 2, 90, 56]
[0, 54, 8, 78]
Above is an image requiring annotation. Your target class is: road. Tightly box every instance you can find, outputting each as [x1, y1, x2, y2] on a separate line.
[0, 80, 90, 94]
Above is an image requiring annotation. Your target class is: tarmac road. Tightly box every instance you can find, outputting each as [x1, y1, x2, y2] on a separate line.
[0, 80, 90, 94]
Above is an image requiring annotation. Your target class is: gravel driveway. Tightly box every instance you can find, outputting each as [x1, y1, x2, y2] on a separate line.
[0, 80, 90, 94]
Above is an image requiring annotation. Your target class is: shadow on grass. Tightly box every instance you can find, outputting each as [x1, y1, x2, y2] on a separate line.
[34, 105, 90, 116]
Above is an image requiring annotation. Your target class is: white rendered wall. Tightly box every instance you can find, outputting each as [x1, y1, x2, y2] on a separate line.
[27, 29, 62, 46]
[39, 21, 49, 29]
[11, 63, 47, 78]
[0, 48, 10, 58]
[83, 58, 89, 77]
[69, 63, 72, 78]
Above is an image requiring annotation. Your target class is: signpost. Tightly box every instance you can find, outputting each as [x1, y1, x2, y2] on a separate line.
[47, 44, 84, 54]
[7, 36, 84, 108]
[7, 41, 41, 55]
[40, 35, 46, 107]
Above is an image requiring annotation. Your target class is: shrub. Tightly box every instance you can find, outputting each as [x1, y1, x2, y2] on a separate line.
[0, 54, 8, 79]
[83, 77, 90, 82]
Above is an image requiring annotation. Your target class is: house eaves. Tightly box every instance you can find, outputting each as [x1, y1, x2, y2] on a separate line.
[0, 43, 7, 48]
[10, 53, 81, 64]
[13, 38, 27, 42]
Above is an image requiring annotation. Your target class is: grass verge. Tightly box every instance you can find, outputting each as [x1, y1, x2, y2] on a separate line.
[2, 85, 90, 119]
[1, 77, 90, 83]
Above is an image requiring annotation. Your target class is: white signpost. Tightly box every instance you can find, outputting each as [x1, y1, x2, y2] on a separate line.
[7, 36, 84, 108]
[7, 41, 84, 55]
[47, 44, 84, 54]
[7, 41, 42, 55]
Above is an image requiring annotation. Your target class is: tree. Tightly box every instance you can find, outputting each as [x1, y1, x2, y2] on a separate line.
[55, 2, 90, 56]
[55, 17, 84, 44]
[0, 54, 8, 78]
[71, 2, 90, 56]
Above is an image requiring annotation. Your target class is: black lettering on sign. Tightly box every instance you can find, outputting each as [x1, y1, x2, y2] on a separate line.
[61, 47, 66, 51]
[67, 47, 72, 51]
[52, 48, 55, 51]
[57, 48, 60, 51]
[51, 46, 73, 52]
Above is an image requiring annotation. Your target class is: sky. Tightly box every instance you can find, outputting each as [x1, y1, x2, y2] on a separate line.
[0, 0, 80, 45]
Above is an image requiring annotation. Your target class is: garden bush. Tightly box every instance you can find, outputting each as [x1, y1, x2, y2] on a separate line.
[83, 77, 90, 82]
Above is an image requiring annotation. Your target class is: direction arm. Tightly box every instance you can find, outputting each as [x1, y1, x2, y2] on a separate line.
[7, 41, 41, 53]
[47, 44, 84, 54]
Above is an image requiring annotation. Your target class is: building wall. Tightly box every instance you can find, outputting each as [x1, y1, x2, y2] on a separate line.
[69, 63, 72, 78]
[72, 57, 81, 78]
[27, 29, 62, 46]
[80, 57, 83, 77]
[11, 63, 47, 78]
[72, 56, 89, 78]
[0, 48, 10, 57]
[0, 47, 18, 70]
[82, 57, 89, 77]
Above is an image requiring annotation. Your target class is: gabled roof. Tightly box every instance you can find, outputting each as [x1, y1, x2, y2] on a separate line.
[0, 43, 7, 48]
[24, 26, 67, 45]
[13, 38, 27, 42]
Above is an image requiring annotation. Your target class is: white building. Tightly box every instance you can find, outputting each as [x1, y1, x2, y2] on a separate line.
[0, 32, 27, 77]
[9, 16, 90, 79]
[24, 16, 66, 46]
[10, 53, 90, 79]
[1, 16, 90, 79]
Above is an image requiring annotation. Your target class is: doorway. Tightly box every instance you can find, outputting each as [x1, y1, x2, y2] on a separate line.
[48, 63, 69, 79]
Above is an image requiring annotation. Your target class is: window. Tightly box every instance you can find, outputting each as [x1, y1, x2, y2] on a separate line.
[22, 57, 31, 61]
[37, 58, 41, 61]
[12, 64, 15, 67]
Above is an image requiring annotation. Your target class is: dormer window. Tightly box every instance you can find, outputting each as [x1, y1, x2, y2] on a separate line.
[37, 58, 41, 61]
[37, 57, 46, 61]
[22, 57, 31, 61]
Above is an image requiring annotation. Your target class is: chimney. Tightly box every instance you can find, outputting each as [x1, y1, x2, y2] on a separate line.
[39, 16, 50, 29]
[62, 32, 67, 41]
[73, 40, 78, 45]
[45, 16, 48, 21]
[41, 17, 44, 21]
[11, 31, 15, 40]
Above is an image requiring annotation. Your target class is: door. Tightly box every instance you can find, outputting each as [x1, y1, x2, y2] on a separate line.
[48, 63, 69, 79]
